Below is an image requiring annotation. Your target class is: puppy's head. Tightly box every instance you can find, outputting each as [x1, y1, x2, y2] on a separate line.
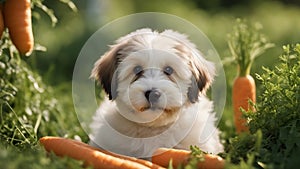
[91, 29, 215, 127]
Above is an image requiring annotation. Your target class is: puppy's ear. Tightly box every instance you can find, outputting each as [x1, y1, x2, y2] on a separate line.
[188, 59, 215, 103]
[175, 44, 215, 103]
[91, 42, 127, 100]
[187, 76, 199, 103]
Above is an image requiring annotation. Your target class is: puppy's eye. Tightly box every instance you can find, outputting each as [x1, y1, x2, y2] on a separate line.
[164, 66, 173, 75]
[133, 65, 143, 75]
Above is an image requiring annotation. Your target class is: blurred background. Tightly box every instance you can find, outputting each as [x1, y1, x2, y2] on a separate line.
[28, 0, 300, 133]
[30, 0, 300, 83]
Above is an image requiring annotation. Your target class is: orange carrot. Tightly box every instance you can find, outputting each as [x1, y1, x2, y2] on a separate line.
[232, 75, 256, 133]
[3, 0, 34, 56]
[70, 138, 164, 169]
[0, 4, 4, 38]
[39, 136, 153, 169]
[152, 148, 225, 169]
[228, 19, 273, 133]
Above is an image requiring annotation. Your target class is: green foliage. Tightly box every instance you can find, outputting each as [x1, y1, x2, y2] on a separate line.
[1, 34, 39, 147]
[248, 44, 300, 168]
[0, 0, 88, 166]
[225, 130, 262, 168]
[250, 44, 300, 134]
[184, 146, 205, 169]
[0, 33, 87, 149]
[167, 145, 205, 169]
[0, 143, 87, 169]
[227, 19, 274, 76]
[0, 33, 88, 167]
[226, 44, 300, 168]
[31, 0, 77, 26]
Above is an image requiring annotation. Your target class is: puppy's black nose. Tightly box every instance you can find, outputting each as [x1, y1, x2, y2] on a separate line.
[145, 89, 161, 103]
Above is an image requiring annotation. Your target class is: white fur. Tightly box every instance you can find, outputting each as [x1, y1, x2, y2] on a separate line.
[90, 28, 224, 158]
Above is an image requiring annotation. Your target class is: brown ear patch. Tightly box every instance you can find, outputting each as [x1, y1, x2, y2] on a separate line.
[187, 76, 199, 103]
[91, 43, 126, 100]
[191, 59, 213, 93]
[174, 44, 214, 103]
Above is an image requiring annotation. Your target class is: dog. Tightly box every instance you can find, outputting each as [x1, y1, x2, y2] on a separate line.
[89, 28, 224, 158]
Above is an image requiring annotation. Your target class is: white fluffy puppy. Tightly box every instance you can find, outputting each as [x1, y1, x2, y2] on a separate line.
[89, 28, 224, 158]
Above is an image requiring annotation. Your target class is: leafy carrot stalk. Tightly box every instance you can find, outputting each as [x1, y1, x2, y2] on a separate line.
[227, 19, 273, 133]
[3, 0, 34, 56]
[39, 136, 155, 169]
[152, 147, 225, 169]
[0, 4, 4, 38]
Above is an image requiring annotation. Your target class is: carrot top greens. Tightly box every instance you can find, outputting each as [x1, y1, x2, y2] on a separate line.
[227, 19, 274, 76]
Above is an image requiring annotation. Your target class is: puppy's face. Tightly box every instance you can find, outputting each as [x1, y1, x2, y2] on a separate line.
[92, 29, 214, 127]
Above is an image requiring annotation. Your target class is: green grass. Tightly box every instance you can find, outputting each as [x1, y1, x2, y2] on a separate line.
[0, 33, 88, 167]
[0, 143, 87, 169]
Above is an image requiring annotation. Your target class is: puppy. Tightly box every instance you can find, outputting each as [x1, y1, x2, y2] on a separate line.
[89, 28, 224, 158]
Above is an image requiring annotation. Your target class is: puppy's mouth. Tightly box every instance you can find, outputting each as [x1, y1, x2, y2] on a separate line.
[134, 105, 181, 127]
[138, 106, 180, 114]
